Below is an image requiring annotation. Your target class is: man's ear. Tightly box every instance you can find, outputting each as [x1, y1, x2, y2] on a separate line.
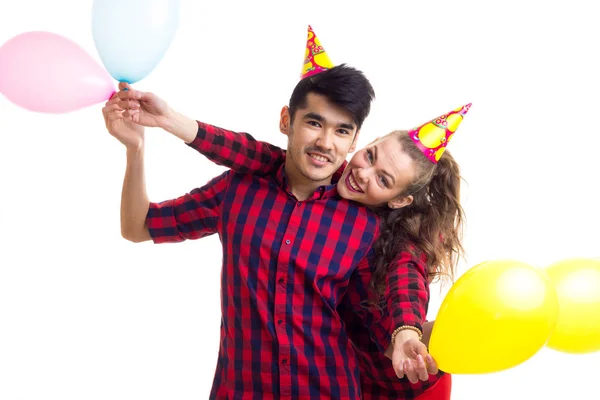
[280, 106, 291, 135]
[388, 195, 413, 209]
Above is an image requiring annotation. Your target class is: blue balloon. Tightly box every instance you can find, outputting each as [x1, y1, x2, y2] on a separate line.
[92, 0, 181, 84]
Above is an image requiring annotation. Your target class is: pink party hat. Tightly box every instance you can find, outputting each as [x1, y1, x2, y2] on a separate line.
[409, 103, 472, 163]
[301, 25, 334, 79]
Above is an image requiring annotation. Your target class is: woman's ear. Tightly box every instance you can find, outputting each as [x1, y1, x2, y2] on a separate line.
[388, 195, 413, 209]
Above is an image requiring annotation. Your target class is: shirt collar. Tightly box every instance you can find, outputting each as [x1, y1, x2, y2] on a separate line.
[274, 160, 348, 200]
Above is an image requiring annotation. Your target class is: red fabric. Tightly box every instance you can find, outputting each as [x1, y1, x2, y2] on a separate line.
[147, 163, 379, 399]
[172, 121, 434, 398]
[416, 373, 452, 400]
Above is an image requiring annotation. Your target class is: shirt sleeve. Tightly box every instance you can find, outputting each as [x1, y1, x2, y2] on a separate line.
[344, 247, 430, 353]
[185, 121, 286, 175]
[384, 249, 430, 336]
[344, 240, 395, 352]
[146, 170, 230, 244]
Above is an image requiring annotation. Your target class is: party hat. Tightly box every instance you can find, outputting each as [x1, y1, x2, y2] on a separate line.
[409, 103, 472, 163]
[301, 25, 334, 79]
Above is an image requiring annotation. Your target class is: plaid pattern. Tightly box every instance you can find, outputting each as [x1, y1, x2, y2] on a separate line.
[340, 251, 446, 399]
[183, 122, 446, 399]
[147, 128, 382, 399]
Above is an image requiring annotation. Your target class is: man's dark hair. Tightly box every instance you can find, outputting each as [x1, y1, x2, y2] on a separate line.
[288, 64, 375, 130]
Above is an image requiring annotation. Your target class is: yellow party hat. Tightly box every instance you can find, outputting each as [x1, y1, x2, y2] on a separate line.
[301, 25, 334, 79]
[409, 103, 472, 163]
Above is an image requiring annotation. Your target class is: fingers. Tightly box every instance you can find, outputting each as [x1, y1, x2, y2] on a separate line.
[425, 354, 439, 374]
[116, 87, 143, 101]
[104, 96, 118, 107]
[102, 103, 138, 125]
[404, 355, 437, 383]
[415, 355, 430, 381]
[412, 342, 438, 375]
[106, 87, 140, 117]
[395, 358, 427, 384]
[102, 103, 123, 118]
[101, 104, 124, 132]
[117, 99, 140, 110]
[392, 358, 405, 380]
[404, 359, 419, 384]
[415, 341, 429, 357]
[392, 355, 437, 384]
[123, 108, 140, 122]
[108, 87, 140, 112]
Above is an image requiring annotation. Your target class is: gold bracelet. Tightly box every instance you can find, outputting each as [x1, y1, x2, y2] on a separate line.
[390, 325, 423, 347]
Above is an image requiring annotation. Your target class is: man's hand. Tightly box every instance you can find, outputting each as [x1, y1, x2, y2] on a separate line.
[102, 94, 145, 150]
[115, 82, 171, 128]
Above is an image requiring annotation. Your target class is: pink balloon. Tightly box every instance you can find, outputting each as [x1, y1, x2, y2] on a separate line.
[0, 31, 115, 113]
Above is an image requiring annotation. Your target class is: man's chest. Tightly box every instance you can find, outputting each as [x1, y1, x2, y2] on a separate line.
[219, 177, 376, 285]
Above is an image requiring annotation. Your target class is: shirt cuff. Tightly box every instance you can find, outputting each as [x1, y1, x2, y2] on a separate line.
[185, 121, 212, 153]
[146, 200, 185, 244]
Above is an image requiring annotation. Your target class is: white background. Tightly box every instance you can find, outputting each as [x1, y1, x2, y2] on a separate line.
[1, 0, 599, 399]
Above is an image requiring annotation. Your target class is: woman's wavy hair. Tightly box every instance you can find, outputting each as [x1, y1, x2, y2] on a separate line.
[370, 130, 466, 300]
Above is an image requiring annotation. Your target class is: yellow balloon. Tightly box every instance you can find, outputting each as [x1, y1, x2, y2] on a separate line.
[545, 258, 600, 354]
[429, 260, 559, 374]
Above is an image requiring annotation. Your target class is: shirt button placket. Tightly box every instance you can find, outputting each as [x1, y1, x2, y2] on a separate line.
[275, 201, 303, 398]
[276, 237, 290, 395]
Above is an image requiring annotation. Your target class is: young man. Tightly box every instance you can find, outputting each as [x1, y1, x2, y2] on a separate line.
[107, 64, 386, 399]
[105, 28, 442, 399]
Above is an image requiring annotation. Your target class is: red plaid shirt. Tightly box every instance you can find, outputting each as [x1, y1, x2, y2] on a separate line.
[147, 128, 385, 399]
[180, 122, 445, 399]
